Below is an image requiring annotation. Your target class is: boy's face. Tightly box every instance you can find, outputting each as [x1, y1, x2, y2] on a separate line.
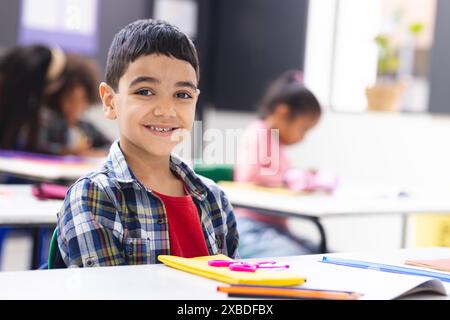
[101, 54, 199, 157]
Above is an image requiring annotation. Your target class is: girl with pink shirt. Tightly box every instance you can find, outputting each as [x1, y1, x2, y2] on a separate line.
[235, 70, 322, 258]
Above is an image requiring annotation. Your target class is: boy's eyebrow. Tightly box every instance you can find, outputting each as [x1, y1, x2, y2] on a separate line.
[175, 81, 198, 91]
[129, 76, 159, 88]
[129, 76, 198, 91]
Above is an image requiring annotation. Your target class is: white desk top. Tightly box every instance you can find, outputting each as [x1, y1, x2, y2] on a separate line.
[0, 247, 448, 300]
[0, 156, 102, 182]
[0, 185, 61, 225]
[219, 182, 450, 218]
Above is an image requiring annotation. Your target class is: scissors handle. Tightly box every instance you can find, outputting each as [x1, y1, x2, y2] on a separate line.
[208, 259, 290, 272]
[208, 260, 234, 267]
[229, 263, 257, 272]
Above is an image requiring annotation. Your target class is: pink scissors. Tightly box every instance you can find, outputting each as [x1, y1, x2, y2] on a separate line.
[208, 259, 289, 272]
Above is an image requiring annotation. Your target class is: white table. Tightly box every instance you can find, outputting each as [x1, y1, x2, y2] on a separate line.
[0, 155, 102, 183]
[0, 247, 448, 300]
[0, 185, 62, 269]
[219, 182, 450, 252]
[0, 185, 61, 225]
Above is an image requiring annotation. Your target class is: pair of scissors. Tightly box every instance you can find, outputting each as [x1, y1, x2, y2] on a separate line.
[208, 259, 290, 272]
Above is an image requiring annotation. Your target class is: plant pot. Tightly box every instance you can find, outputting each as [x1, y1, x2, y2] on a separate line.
[365, 82, 405, 112]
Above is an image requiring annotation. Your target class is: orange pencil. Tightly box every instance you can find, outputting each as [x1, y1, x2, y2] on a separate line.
[217, 285, 361, 300]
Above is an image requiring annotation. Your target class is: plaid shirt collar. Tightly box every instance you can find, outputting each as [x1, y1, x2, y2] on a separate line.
[106, 140, 208, 201]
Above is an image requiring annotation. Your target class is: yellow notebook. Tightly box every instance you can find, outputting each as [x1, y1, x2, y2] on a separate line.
[158, 254, 306, 286]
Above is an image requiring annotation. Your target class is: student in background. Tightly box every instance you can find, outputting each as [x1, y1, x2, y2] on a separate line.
[0, 45, 65, 265]
[56, 19, 239, 267]
[41, 55, 111, 157]
[0, 45, 65, 152]
[234, 70, 322, 258]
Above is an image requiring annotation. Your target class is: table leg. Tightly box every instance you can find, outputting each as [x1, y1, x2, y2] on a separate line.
[401, 214, 408, 248]
[311, 218, 328, 253]
[31, 228, 40, 269]
[232, 204, 330, 254]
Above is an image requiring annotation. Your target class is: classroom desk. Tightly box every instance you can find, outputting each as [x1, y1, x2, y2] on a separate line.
[0, 153, 102, 183]
[0, 185, 61, 269]
[219, 182, 450, 253]
[0, 247, 447, 300]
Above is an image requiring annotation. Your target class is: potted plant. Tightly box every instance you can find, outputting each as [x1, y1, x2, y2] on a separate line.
[366, 22, 424, 112]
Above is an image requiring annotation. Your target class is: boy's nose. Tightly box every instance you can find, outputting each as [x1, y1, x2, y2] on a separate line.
[153, 101, 176, 117]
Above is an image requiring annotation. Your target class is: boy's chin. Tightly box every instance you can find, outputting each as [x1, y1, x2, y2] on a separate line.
[143, 145, 175, 157]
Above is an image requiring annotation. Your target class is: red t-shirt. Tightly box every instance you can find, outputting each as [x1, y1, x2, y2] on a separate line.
[153, 190, 209, 258]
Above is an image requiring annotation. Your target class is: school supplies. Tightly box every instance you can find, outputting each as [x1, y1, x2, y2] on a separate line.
[158, 254, 306, 286]
[31, 183, 69, 200]
[405, 258, 450, 273]
[217, 284, 361, 300]
[284, 169, 339, 193]
[208, 259, 289, 272]
[321, 256, 450, 283]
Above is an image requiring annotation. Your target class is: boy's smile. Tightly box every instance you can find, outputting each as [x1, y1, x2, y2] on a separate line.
[101, 53, 199, 158]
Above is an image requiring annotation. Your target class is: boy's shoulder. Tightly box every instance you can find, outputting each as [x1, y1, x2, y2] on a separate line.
[195, 174, 223, 195]
[68, 156, 227, 198]
[66, 164, 119, 196]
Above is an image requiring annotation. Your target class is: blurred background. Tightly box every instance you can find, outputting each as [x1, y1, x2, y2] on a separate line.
[1, 0, 450, 270]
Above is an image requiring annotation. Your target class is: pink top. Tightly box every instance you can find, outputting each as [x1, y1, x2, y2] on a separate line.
[234, 120, 291, 227]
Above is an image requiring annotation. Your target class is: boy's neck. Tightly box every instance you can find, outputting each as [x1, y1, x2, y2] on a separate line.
[119, 139, 185, 196]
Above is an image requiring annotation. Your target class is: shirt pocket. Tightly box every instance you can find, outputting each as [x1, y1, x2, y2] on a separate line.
[123, 237, 156, 265]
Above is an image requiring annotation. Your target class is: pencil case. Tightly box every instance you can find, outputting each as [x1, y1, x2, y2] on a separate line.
[32, 183, 69, 200]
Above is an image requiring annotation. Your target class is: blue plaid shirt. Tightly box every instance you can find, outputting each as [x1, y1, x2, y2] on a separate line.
[57, 140, 239, 267]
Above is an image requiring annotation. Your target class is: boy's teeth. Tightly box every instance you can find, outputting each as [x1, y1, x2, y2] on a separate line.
[149, 125, 172, 132]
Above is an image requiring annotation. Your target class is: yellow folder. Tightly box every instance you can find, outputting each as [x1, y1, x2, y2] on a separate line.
[158, 254, 306, 286]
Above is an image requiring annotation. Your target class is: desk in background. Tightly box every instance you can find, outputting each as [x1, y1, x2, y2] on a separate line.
[0, 247, 447, 300]
[219, 182, 450, 253]
[0, 150, 103, 184]
[0, 185, 61, 269]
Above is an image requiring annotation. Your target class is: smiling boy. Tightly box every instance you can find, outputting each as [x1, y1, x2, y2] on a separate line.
[56, 19, 239, 267]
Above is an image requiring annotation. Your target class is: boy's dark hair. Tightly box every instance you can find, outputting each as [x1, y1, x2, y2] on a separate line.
[46, 54, 100, 113]
[105, 19, 199, 91]
[258, 70, 321, 119]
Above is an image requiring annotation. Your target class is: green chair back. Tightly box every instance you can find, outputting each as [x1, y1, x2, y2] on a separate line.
[47, 227, 58, 269]
[193, 164, 234, 182]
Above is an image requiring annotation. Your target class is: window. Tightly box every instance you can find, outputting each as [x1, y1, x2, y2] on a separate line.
[304, 0, 437, 113]
[18, 0, 99, 56]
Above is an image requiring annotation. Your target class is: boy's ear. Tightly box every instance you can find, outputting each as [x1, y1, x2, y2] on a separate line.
[99, 82, 117, 120]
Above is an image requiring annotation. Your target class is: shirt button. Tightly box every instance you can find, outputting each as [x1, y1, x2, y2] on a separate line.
[86, 259, 94, 267]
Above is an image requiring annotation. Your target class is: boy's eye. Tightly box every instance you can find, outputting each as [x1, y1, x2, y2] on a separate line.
[176, 92, 192, 99]
[135, 89, 153, 96]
